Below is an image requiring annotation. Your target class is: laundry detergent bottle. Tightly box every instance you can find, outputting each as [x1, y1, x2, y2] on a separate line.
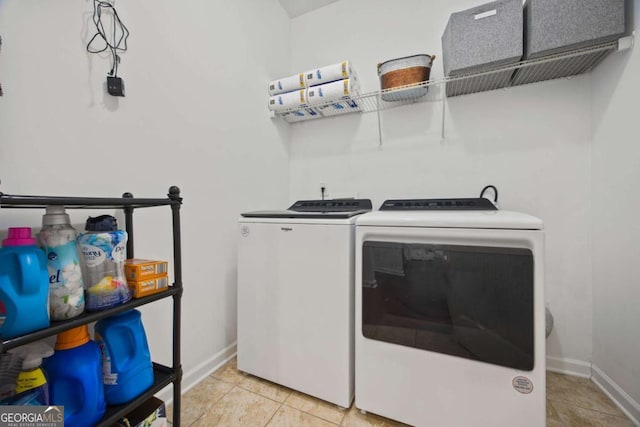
[0, 352, 22, 401]
[0, 227, 50, 338]
[94, 309, 153, 404]
[38, 206, 85, 320]
[43, 325, 106, 427]
[1, 342, 54, 406]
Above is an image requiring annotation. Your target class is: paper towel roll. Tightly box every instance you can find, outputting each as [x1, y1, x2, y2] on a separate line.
[268, 89, 308, 112]
[305, 61, 355, 87]
[283, 107, 320, 122]
[317, 99, 361, 117]
[268, 73, 306, 96]
[307, 79, 359, 106]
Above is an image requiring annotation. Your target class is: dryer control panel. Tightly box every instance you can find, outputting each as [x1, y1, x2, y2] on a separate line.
[380, 198, 497, 211]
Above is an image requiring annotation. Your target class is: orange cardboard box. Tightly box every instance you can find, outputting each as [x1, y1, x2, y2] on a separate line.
[128, 275, 169, 298]
[125, 259, 168, 281]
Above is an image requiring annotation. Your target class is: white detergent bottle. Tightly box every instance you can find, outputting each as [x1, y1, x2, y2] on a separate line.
[38, 206, 85, 320]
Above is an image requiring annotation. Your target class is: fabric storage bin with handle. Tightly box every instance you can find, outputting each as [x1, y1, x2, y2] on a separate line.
[524, 0, 626, 60]
[441, 0, 523, 96]
[513, 0, 626, 86]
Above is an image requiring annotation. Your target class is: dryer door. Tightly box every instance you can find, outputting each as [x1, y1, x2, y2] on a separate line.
[362, 240, 534, 370]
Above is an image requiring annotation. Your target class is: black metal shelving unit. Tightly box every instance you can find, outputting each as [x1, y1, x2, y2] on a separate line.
[0, 186, 183, 427]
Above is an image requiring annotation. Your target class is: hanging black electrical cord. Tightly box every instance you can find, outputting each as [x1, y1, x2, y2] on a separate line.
[0, 35, 3, 96]
[86, 0, 129, 77]
[480, 185, 499, 203]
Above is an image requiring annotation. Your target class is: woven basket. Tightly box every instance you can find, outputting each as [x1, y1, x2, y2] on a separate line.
[378, 54, 435, 101]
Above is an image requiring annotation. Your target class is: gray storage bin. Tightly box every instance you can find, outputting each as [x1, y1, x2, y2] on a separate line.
[444, 71, 510, 97]
[514, 0, 625, 86]
[442, 0, 523, 76]
[442, 0, 523, 96]
[512, 48, 613, 86]
[524, 0, 626, 59]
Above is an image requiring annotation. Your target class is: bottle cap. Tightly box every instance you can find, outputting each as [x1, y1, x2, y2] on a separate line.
[7, 342, 55, 370]
[55, 325, 90, 350]
[42, 205, 71, 226]
[22, 356, 44, 371]
[21, 345, 54, 370]
[85, 215, 118, 232]
[2, 227, 36, 247]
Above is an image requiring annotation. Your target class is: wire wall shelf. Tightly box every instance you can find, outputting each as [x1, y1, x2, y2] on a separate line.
[275, 37, 631, 124]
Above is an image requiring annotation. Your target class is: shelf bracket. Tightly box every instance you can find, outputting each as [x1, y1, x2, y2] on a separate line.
[122, 192, 135, 259]
[617, 34, 634, 52]
[441, 95, 446, 142]
[376, 95, 383, 147]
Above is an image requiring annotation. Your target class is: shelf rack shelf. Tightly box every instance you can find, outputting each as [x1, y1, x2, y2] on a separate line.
[0, 288, 179, 352]
[275, 37, 632, 124]
[0, 186, 183, 427]
[98, 363, 177, 427]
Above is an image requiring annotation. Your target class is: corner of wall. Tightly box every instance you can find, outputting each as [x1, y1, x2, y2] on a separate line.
[546, 356, 592, 378]
[592, 364, 640, 426]
[156, 341, 237, 405]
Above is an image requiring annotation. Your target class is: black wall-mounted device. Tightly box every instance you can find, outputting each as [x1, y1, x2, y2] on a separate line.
[107, 76, 125, 97]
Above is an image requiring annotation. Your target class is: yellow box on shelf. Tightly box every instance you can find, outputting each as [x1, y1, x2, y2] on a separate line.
[128, 275, 169, 299]
[125, 259, 169, 281]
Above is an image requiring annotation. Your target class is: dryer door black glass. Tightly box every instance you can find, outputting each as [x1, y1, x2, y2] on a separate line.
[362, 242, 534, 371]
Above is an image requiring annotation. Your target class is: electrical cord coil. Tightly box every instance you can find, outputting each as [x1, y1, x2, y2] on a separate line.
[480, 185, 498, 203]
[86, 0, 129, 77]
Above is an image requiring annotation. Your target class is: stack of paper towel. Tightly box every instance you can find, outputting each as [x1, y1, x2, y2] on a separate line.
[268, 61, 361, 120]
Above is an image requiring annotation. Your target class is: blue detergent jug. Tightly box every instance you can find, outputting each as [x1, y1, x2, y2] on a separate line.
[43, 325, 106, 427]
[0, 228, 50, 339]
[95, 309, 153, 404]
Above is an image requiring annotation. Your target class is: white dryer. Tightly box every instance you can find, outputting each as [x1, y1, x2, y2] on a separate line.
[355, 198, 545, 427]
[238, 199, 372, 408]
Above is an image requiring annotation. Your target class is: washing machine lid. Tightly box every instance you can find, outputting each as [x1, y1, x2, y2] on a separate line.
[356, 210, 543, 230]
[241, 199, 372, 219]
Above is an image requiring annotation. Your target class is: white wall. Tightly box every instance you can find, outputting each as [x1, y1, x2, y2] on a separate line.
[3, 0, 638, 415]
[0, 0, 291, 393]
[591, 0, 640, 420]
[289, 0, 594, 366]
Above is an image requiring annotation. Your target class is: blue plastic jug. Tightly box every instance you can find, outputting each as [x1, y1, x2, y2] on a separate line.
[43, 325, 106, 427]
[0, 227, 50, 339]
[94, 309, 153, 404]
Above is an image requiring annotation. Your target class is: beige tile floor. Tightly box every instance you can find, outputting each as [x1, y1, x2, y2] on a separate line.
[167, 358, 634, 427]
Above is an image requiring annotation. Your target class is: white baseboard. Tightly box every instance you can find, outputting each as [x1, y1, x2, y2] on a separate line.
[546, 356, 592, 378]
[592, 364, 640, 426]
[155, 341, 237, 405]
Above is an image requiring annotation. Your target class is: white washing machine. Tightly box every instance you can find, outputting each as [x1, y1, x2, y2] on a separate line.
[237, 199, 372, 407]
[355, 198, 545, 427]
